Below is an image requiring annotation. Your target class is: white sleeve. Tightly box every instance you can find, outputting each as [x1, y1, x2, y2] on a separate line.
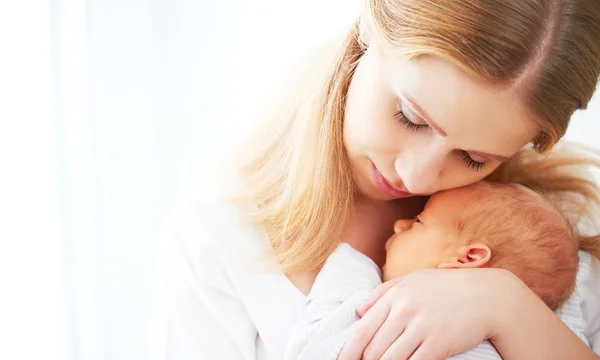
[157, 206, 257, 360]
[285, 243, 382, 360]
[446, 341, 502, 360]
[582, 254, 600, 354]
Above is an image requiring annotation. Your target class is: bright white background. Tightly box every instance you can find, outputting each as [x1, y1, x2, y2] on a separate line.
[0, 1, 597, 359]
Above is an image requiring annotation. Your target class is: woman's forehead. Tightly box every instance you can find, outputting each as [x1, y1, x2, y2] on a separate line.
[383, 53, 539, 156]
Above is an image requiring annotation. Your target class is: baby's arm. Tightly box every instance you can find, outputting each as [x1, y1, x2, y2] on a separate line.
[285, 243, 382, 360]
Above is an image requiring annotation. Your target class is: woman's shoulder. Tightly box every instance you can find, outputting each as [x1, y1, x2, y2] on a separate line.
[556, 251, 600, 351]
[563, 251, 597, 309]
[160, 189, 270, 262]
[577, 251, 600, 303]
[164, 191, 245, 231]
[546, 252, 600, 351]
[578, 252, 600, 352]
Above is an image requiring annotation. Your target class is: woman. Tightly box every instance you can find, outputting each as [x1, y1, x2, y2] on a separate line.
[160, 0, 600, 359]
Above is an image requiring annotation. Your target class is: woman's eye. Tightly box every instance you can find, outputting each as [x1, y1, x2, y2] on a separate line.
[459, 151, 486, 172]
[394, 111, 430, 132]
[394, 104, 486, 172]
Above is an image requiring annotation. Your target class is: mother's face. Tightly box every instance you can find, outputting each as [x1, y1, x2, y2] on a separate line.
[343, 45, 538, 200]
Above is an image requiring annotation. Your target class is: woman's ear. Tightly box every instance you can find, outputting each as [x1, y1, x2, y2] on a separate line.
[437, 244, 491, 269]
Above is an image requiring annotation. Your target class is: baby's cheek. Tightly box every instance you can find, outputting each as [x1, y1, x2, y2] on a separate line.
[384, 244, 400, 264]
[383, 253, 404, 278]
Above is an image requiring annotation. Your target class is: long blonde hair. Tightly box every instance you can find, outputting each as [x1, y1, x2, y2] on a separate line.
[232, 0, 600, 273]
[488, 143, 600, 260]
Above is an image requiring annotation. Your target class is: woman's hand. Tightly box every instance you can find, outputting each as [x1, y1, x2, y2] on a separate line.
[338, 267, 526, 360]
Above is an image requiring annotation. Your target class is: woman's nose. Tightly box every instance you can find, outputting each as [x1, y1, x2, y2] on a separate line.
[396, 146, 445, 194]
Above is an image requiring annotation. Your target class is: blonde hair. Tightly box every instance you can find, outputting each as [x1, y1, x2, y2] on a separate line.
[232, 0, 600, 273]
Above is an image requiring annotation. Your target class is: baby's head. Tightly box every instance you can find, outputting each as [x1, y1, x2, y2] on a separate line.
[383, 181, 579, 310]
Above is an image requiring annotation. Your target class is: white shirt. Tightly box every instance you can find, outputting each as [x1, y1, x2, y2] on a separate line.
[158, 194, 600, 360]
[285, 243, 593, 360]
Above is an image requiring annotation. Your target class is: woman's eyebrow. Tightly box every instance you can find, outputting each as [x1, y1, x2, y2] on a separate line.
[401, 92, 447, 137]
[401, 92, 511, 162]
[468, 150, 509, 162]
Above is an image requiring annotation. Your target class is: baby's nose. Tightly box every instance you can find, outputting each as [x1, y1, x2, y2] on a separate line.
[394, 219, 413, 233]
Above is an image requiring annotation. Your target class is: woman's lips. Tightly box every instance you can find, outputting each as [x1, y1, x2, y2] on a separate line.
[371, 162, 412, 199]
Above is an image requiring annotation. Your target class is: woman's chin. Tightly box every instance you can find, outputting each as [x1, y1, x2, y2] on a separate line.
[358, 185, 396, 202]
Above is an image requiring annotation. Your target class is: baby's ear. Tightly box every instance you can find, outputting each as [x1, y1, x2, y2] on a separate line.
[437, 244, 491, 269]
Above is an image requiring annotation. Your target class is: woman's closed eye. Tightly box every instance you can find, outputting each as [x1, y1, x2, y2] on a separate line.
[394, 110, 487, 172]
[394, 110, 429, 131]
[459, 151, 486, 171]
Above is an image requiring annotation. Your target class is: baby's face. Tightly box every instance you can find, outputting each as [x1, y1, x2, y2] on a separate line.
[383, 190, 466, 281]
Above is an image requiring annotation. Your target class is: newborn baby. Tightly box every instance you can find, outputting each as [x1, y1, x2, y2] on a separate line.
[285, 181, 584, 360]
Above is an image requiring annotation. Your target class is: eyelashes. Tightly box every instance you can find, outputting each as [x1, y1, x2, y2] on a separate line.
[394, 110, 486, 172]
[458, 151, 486, 171]
[394, 110, 429, 131]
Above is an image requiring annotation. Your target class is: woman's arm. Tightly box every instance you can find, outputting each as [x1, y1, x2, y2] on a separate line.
[338, 268, 599, 360]
[157, 208, 257, 360]
[490, 251, 600, 360]
[490, 274, 598, 360]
